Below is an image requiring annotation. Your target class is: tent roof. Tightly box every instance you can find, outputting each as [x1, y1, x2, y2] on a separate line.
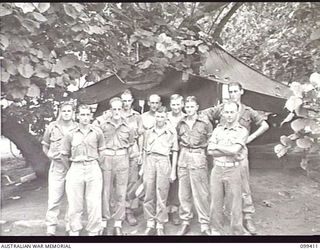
[204, 43, 292, 99]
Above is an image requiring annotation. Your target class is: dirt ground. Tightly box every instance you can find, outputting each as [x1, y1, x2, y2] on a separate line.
[1, 137, 320, 236]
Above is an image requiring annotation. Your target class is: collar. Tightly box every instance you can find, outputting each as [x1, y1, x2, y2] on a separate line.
[123, 109, 139, 118]
[150, 124, 173, 135]
[104, 116, 128, 127]
[218, 122, 242, 131]
[75, 124, 95, 134]
[180, 113, 207, 124]
[52, 121, 78, 131]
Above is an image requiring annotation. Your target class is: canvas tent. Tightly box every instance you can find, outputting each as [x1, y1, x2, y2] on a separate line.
[71, 43, 292, 145]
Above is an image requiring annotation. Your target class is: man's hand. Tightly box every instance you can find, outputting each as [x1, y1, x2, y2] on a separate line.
[169, 172, 177, 183]
[138, 153, 143, 166]
[139, 167, 144, 177]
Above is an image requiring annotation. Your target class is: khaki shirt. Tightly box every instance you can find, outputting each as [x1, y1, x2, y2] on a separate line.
[141, 111, 156, 130]
[176, 114, 213, 149]
[201, 103, 265, 132]
[143, 125, 179, 156]
[208, 122, 248, 163]
[98, 117, 135, 150]
[61, 124, 105, 162]
[123, 109, 144, 139]
[41, 121, 78, 160]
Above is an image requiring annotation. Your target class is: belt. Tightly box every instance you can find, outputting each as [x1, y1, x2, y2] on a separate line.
[181, 147, 205, 153]
[214, 160, 239, 168]
[72, 159, 97, 166]
[146, 151, 168, 157]
[104, 148, 128, 156]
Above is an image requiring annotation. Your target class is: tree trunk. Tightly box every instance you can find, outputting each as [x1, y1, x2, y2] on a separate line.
[1, 116, 49, 178]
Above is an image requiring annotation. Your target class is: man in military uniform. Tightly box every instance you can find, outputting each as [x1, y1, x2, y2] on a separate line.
[208, 101, 249, 235]
[61, 104, 105, 236]
[42, 101, 78, 236]
[166, 94, 186, 225]
[176, 96, 212, 235]
[141, 94, 162, 130]
[120, 90, 144, 226]
[95, 97, 135, 235]
[142, 106, 178, 235]
[201, 81, 269, 234]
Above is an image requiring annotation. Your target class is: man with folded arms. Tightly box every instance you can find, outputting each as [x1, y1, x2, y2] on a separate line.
[207, 101, 249, 235]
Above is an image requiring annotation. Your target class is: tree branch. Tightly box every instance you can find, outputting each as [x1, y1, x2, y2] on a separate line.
[207, 4, 228, 34]
[211, 2, 243, 39]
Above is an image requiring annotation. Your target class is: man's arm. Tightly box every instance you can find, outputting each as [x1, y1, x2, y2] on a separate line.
[200, 105, 222, 123]
[247, 120, 269, 144]
[41, 124, 51, 156]
[60, 133, 72, 169]
[170, 151, 178, 183]
[208, 143, 243, 156]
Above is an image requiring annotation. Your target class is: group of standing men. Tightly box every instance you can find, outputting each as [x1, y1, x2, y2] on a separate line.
[42, 81, 269, 236]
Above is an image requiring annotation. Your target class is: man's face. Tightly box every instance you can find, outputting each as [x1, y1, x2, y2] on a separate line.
[148, 96, 161, 112]
[228, 85, 243, 102]
[60, 105, 73, 121]
[184, 101, 198, 116]
[170, 99, 183, 114]
[121, 94, 133, 111]
[222, 103, 238, 124]
[111, 100, 123, 120]
[155, 111, 167, 127]
[78, 108, 92, 125]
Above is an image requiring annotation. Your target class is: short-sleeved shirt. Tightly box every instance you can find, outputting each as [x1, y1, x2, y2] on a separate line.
[166, 111, 186, 129]
[41, 121, 78, 160]
[208, 122, 248, 163]
[98, 117, 135, 150]
[201, 103, 265, 132]
[141, 111, 156, 130]
[61, 124, 105, 162]
[123, 109, 144, 139]
[176, 114, 213, 149]
[143, 125, 179, 156]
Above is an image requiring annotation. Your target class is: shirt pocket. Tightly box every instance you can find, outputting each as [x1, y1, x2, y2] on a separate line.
[87, 141, 98, 158]
[71, 137, 84, 157]
[118, 127, 131, 144]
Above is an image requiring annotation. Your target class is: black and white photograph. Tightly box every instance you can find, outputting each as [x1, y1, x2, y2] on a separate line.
[1, 2, 320, 241]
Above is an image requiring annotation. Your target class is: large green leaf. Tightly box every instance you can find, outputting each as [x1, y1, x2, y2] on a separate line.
[285, 96, 303, 112]
[26, 84, 41, 98]
[0, 34, 9, 50]
[34, 3, 50, 13]
[274, 143, 289, 158]
[17, 63, 34, 78]
[15, 3, 36, 13]
[64, 4, 80, 19]
[291, 118, 309, 132]
[296, 137, 313, 149]
[0, 4, 12, 17]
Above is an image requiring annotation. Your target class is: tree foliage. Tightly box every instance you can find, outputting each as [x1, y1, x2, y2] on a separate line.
[274, 72, 320, 169]
[221, 2, 320, 84]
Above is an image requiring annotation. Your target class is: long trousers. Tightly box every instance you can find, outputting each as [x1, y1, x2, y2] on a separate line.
[102, 154, 129, 225]
[240, 148, 255, 219]
[143, 154, 171, 227]
[65, 160, 103, 234]
[210, 165, 246, 235]
[45, 160, 67, 234]
[125, 157, 139, 215]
